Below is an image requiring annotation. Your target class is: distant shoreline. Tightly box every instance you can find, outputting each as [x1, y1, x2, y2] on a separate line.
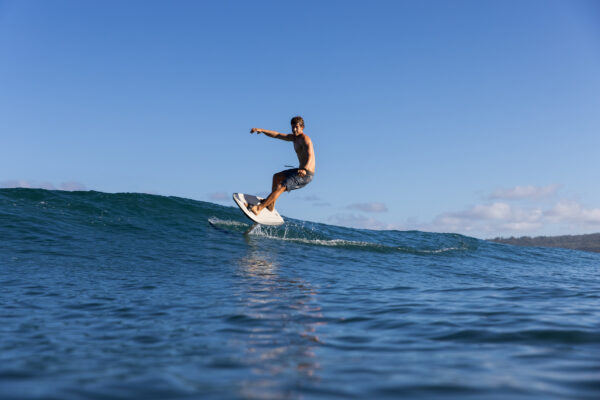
[488, 233, 600, 253]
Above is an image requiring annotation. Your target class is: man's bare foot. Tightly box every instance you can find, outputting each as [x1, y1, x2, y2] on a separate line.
[243, 202, 259, 216]
[249, 203, 261, 216]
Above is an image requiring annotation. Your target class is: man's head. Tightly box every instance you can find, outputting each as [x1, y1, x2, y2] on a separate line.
[291, 116, 304, 127]
[291, 116, 304, 135]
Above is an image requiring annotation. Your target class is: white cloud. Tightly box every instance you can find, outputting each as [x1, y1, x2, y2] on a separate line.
[299, 195, 331, 207]
[410, 184, 600, 236]
[423, 199, 600, 237]
[420, 202, 545, 235]
[464, 202, 513, 220]
[489, 184, 561, 200]
[208, 191, 229, 201]
[347, 202, 388, 213]
[302, 195, 321, 201]
[545, 200, 600, 225]
[330, 202, 554, 235]
[0, 180, 34, 189]
[326, 182, 600, 237]
[501, 221, 542, 232]
[0, 180, 86, 191]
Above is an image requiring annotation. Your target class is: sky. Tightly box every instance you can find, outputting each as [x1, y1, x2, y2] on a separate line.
[1, 0, 599, 239]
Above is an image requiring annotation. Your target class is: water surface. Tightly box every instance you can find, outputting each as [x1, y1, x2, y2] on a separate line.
[1, 189, 599, 399]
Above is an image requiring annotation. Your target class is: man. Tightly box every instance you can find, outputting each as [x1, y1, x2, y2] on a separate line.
[248, 116, 315, 215]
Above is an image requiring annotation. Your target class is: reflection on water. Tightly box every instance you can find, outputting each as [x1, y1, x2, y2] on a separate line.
[233, 242, 324, 398]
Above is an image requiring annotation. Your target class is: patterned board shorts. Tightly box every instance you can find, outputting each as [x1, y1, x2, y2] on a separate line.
[281, 168, 314, 192]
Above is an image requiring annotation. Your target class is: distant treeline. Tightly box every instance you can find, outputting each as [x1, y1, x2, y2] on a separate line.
[489, 233, 600, 253]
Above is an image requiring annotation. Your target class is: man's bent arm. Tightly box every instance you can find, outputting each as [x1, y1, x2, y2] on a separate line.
[250, 128, 293, 141]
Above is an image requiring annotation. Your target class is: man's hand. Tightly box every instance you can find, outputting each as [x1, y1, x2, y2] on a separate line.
[250, 128, 261, 134]
[298, 169, 307, 177]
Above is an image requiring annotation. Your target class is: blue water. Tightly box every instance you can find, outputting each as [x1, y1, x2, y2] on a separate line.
[1, 188, 599, 399]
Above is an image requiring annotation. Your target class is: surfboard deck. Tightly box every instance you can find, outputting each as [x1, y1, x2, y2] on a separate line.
[232, 193, 284, 226]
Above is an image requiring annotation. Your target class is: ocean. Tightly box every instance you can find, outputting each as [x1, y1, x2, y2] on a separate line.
[1, 188, 599, 400]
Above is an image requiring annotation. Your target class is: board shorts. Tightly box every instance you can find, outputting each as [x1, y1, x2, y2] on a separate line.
[281, 168, 314, 192]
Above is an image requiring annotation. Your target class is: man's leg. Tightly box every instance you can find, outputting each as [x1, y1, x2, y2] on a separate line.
[268, 172, 287, 211]
[271, 172, 282, 192]
[251, 171, 287, 215]
[251, 185, 286, 215]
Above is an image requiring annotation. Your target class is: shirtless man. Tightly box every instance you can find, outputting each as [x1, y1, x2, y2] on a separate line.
[249, 116, 315, 215]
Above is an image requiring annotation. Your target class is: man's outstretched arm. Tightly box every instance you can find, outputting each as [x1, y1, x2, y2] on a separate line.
[250, 128, 294, 141]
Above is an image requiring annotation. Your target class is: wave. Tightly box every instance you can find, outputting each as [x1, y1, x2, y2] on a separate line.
[13, 188, 595, 261]
[0, 188, 484, 257]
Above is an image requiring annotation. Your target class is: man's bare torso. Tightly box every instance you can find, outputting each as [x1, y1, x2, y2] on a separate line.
[293, 133, 315, 174]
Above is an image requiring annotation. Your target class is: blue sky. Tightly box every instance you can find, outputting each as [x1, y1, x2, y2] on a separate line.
[1, 0, 599, 238]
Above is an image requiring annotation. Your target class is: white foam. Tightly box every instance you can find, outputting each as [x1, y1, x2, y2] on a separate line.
[248, 226, 374, 248]
[211, 219, 462, 253]
[397, 246, 464, 254]
[207, 217, 248, 228]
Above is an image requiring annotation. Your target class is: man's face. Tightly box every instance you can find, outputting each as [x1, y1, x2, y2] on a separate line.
[292, 123, 304, 135]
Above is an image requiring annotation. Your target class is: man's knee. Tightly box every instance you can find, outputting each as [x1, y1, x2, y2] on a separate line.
[272, 180, 286, 192]
[272, 178, 287, 192]
[273, 172, 285, 184]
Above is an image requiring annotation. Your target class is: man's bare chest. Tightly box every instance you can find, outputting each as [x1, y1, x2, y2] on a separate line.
[293, 139, 307, 154]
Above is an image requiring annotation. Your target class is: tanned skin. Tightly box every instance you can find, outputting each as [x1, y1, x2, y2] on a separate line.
[248, 122, 315, 215]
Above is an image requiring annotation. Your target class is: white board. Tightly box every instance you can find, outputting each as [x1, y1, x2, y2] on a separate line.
[232, 193, 284, 226]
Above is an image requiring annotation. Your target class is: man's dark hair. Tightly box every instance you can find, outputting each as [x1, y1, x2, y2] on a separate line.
[291, 116, 304, 127]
